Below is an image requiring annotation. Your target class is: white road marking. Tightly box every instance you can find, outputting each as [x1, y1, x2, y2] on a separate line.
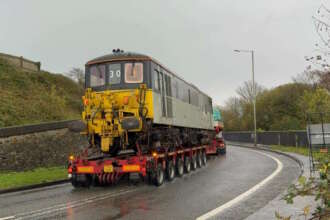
[0, 216, 15, 220]
[0, 188, 136, 219]
[196, 150, 283, 220]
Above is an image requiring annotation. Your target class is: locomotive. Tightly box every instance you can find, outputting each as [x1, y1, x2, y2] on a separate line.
[82, 49, 214, 156]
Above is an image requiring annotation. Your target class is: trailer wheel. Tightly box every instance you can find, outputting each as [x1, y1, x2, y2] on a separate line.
[191, 155, 197, 170]
[154, 163, 165, 186]
[176, 158, 184, 177]
[83, 174, 92, 187]
[202, 151, 207, 166]
[184, 156, 191, 173]
[166, 161, 175, 181]
[71, 174, 80, 188]
[71, 174, 91, 188]
[196, 152, 202, 168]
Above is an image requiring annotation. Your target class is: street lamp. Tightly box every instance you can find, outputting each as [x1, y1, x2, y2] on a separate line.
[234, 49, 257, 146]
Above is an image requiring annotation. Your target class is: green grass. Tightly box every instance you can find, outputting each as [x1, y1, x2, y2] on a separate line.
[270, 145, 309, 156]
[270, 145, 329, 161]
[0, 58, 83, 127]
[0, 167, 67, 190]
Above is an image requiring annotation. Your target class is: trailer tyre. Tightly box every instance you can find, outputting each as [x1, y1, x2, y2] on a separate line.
[166, 161, 175, 181]
[71, 174, 80, 188]
[83, 174, 92, 187]
[184, 156, 191, 173]
[197, 152, 202, 168]
[154, 163, 165, 186]
[202, 151, 207, 166]
[176, 158, 184, 177]
[191, 155, 197, 170]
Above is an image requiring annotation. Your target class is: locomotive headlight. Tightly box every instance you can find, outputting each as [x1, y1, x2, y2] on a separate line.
[69, 155, 75, 161]
[83, 98, 89, 106]
[123, 96, 129, 105]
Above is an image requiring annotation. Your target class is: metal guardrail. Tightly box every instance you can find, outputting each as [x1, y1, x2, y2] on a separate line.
[224, 131, 308, 147]
[0, 120, 79, 138]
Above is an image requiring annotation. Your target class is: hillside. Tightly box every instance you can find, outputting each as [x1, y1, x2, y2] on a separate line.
[0, 58, 83, 127]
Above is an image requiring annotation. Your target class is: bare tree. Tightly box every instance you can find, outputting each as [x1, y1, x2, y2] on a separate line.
[306, 4, 330, 69]
[221, 97, 243, 131]
[224, 97, 243, 117]
[318, 70, 330, 91]
[236, 81, 265, 103]
[68, 68, 85, 88]
[293, 69, 330, 91]
[313, 4, 330, 49]
[292, 69, 320, 88]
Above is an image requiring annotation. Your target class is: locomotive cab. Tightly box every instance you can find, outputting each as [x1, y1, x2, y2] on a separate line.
[85, 61, 149, 92]
[82, 52, 154, 155]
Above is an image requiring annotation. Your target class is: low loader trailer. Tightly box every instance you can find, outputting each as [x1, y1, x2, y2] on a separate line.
[68, 138, 226, 187]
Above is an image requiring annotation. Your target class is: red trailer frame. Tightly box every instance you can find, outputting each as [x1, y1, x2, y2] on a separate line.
[68, 139, 225, 187]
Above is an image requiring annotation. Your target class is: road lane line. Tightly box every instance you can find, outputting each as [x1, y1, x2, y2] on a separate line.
[0, 217, 15, 220]
[196, 151, 283, 220]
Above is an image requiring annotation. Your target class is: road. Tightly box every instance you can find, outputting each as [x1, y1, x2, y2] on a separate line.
[0, 146, 301, 220]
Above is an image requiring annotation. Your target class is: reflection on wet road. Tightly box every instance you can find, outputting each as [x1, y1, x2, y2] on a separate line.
[0, 146, 300, 220]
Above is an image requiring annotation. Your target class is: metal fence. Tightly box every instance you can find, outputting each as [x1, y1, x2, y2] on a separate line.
[223, 131, 308, 147]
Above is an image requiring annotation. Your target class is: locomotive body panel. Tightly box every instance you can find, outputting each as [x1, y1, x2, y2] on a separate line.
[83, 51, 214, 154]
[152, 91, 213, 130]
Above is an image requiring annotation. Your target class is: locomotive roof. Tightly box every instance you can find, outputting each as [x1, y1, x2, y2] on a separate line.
[86, 51, 212, 99]
[86, 52, 151, 65]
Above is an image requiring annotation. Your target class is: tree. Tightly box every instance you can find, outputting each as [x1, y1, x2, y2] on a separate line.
[293, 69, 330, 91]
[305, 4, 330, 70]
[68, 68, 85, 88]
[222, 97, 243, 131]
[236, 80, 265, 103]
[318, 70, 330, 91]
[222, 82, 313, 131]
[299, 87, 330, 117]
[292, 69, 320, 89]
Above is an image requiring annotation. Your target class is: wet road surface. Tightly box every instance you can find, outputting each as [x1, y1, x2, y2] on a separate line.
[0, 146, 301, 220]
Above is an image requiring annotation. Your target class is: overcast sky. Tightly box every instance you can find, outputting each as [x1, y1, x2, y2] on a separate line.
[1, 0, 327, 105]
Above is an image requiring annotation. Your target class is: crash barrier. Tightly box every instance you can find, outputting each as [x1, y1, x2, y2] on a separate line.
[223, 130, 308, 147]
[0, 120, 80, 138]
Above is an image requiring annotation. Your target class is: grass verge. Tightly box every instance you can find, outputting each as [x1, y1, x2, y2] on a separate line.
[270, 145, 309, 156]
[270, 145, 328, 161]
[0, 166, 67, 190]
[0, 58, 83, 127]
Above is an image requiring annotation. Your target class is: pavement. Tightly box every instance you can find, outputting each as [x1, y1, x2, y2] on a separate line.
[0, 145, 302, 220]
[242, 146, 319, 220]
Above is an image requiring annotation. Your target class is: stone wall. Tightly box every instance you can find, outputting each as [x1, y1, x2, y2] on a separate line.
[0, 52, 41, 71]
[0, 128, 89, 172]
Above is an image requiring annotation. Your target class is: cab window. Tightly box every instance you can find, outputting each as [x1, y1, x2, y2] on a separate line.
[90, 65, 106, 87]
[108, 63, 121, 85]
[125, 63, 143, 83]
[153, 69, 160, 91]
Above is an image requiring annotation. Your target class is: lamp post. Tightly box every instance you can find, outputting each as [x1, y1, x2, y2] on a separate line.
[234, 49, 257, 146]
